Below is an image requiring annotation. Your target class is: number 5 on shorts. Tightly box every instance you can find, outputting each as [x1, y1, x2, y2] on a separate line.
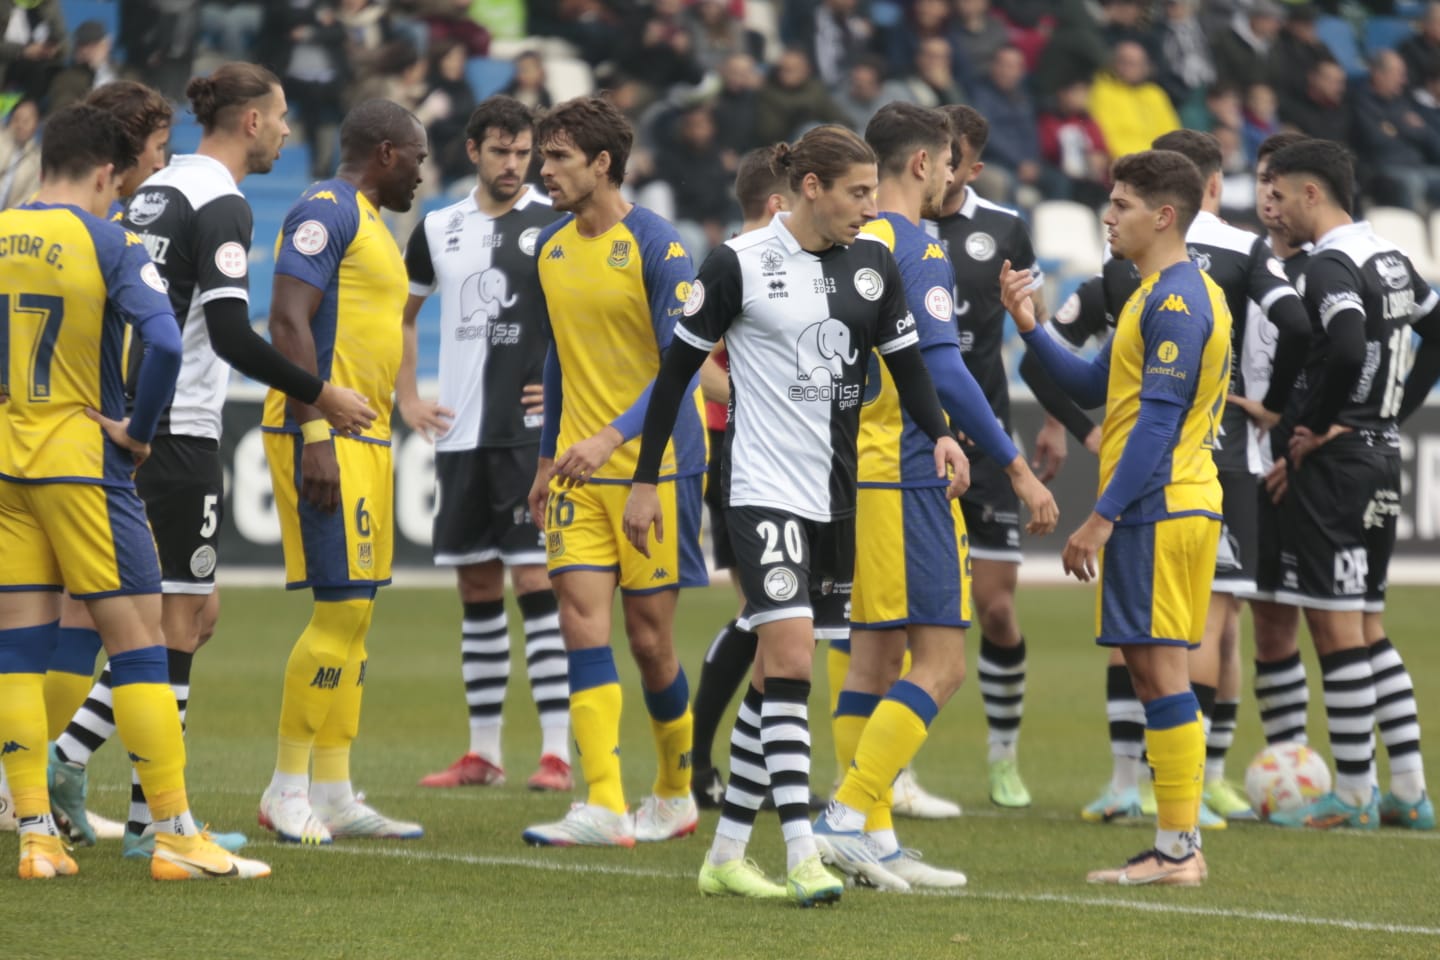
[200, 494, 218, 538]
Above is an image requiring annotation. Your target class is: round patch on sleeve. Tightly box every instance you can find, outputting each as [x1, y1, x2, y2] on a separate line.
[924, 285, 953, 321]
[140, 261, 168, 293]
[1054, 293, 1080, 326]
[683, 279, 705, 316]
[214, 241, 248, 278]
[292, 220, 329, 256]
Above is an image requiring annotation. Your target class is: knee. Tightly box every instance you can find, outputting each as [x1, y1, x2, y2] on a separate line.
[848, 642, 905, 694]
[977, 597, 1017, 644]
[626, 627, 672, 674]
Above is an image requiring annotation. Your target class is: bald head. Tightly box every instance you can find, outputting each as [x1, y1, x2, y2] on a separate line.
[340, 98, 422, 164]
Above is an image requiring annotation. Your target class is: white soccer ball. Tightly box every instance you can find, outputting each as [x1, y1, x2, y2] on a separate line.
[1245, 741, 1332, 818]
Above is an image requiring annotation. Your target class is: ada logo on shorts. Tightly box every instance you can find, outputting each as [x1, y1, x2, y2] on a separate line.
[547, 531, 566, 559]
[189, 545, 217, 579]
[357, 541, 373, 571]
[854, 268, 884, 301]
[763, 567, 799, 602]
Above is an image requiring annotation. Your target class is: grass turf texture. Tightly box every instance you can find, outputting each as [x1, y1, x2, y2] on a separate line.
[7, 584, 1437, 959]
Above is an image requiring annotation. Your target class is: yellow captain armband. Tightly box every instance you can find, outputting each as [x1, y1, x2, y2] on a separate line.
[301, 419, 332, 445]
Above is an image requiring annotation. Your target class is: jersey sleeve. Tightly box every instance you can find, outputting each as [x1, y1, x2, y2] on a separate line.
[1138, 281, 1209, 406]
[187, 193, 253, 307]
[874, 247, 920, 356]
[404, 217, 436, 296]
[1303, 254, 1365, 331]
[274, 188, 360, 293]
[97, 226, 176, 325]
[901, 240, 962, 352]
[675, 243, 743, 350]
[1052, 272, 1118, 348]
[637, 215, 695, 350]
[1245, 235, 1302, 314]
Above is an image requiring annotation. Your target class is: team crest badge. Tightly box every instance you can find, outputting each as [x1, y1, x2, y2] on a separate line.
[548, 531, 566, 558]
[760, 249, 784, 273]
[853, 268, 884, 300]
[763, 567, 799, 601]
[965, 232, 995, 261]
[519, 227, 541, 256]
[357, 542, 373, 570]
[607, 240, 632, 268]
[683, 280, 706, 316]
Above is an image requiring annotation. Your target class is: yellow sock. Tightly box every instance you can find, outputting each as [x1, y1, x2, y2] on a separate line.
[314, 636, 368, 784]
[42, 672, 94, 742]
[864, 788, 895, 834]
[826, 643, 850, 718]
[276, 599, 371, 776]
[832, 712, 868, 775]
[0, 672, 50, 821]
[1145, 710, 1206, 834]
[568, 646, 626, 814]
[110, 680, 187, 821]
[836, 684, 934, 817]
[650, 708, 693, 799]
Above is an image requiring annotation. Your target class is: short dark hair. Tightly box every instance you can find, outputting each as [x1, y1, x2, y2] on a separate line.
[465, 95, 533, 146]
[535, 95, 633, 186]
[186, 61, 280, 132]
[340, 98, 422, 163]
[1265, 137, 1355, 214]
[734, 147, 788, 221]
[941, 104, 988, 159]
[1255, 131, 1309, 167]
[85, 81, 173, 168]
[864, 101, 953, 177]
[771, 124, 875, 192]
[1150, 129, 1223, 180]
[40, 104, 131, 181]
[1111, 149, 1204, 233]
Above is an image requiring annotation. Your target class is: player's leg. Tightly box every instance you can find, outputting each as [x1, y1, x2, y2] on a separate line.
[42, 596, 101, 743]
[1203, 599, 1256, 819]
[1083, 644, 1148, 822]
[1182, 593, 1229, 829]
[971, 557, 1031, 807]
[1250, 479, 1309, 745]
[511, 562, 572, 791]
[46, 595, 111, 845]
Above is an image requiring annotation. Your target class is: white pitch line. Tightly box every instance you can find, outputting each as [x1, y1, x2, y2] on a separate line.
[294, 844, 1440, 937]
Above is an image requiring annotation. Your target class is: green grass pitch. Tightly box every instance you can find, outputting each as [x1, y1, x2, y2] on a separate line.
[7, 583, 1438, 959]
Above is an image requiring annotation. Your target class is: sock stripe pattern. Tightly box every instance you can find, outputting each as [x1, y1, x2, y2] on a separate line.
[54, 665, 116, 766]
[715, 688, 767, 845]
[1320, 648, 1377, 785]
[1370, 639, 1423, 774]
[1106, 664, 1145, 761]
[761, 678, 813, 846]
[1254, 654, 1309, 745]
[978, 636, 1026, 745]
[1206, 699, 1238, 772]
[518, 592, 569, 721]
[461, 602, 510, 723]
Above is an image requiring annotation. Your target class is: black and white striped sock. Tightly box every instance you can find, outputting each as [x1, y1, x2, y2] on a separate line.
[762, 677, 817, 872]
[1320, 647, 1376, 807]
[710, 686, 767, 866]
[979, 636, 1026, 763]
[1254, 653, 1309, 744]
[1205, 699, 1239, 783]
[518, 590, 569, 762]
[461, 600, 509, 765]
[54, 665, 115, 768]
[1369, 639, 1426, 803]
[1106, 664, 1146, 791]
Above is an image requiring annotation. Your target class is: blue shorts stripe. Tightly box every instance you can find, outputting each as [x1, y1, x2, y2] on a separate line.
[674, 474, 708, 589]
[902, 486, 965, 626]
[105, 486, 161, 595]
[291, 434, 351, 586]
[1099, 521, 1157, 646]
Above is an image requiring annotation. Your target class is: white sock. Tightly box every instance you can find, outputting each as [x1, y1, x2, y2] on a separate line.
[784, 832, 819, 872]
[1154, 828, 1198, 860]
[708, 835, 747, 866]
[1112, 754, 1144, 793]
[269, 771, 309, 795]
[17, 812, 59, 837]
[823, 800, 866, 833]
[151, 809, 200, 837]
[468, 718, 502, 766]
[310, 779, 355, 810]
[540, 720, 570, 762]
[867, 828, 899, 857]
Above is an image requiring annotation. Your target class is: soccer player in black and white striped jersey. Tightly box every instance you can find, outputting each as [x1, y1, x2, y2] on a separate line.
[624, 126, 967, 905]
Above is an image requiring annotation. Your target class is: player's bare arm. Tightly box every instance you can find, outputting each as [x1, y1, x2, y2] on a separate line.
[397, 291, 455, 442]
[270, 274, 342, 513]
[622, 482, 663, 557]
[1062, 512, 1114, 584]
[85, 408, 151, 468]
[553, 424, 625, 487]
[999, 260, 1039, 332]
[527, 458, 553, 531]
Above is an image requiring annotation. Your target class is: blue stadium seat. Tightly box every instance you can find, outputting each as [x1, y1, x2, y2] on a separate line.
[63, 0, 119, 41]
[1365, 17, 1416, 59]
[1316, 16, 1368, 77]
[466, 57, 515, 100]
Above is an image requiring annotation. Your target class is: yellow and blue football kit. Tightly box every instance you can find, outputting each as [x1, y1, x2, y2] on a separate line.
[262, 179, 405, 591]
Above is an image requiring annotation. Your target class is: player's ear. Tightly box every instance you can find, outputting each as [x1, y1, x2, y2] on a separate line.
[911, 148, 927, 182]
[465, 138, 480, 165]
[593, 148, 611, 179]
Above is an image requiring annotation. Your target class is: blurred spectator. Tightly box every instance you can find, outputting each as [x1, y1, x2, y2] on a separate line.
[47, 20, 118, 112]
[619, 0, 704, 104]
[136, 0, 202, 102]
[1280, 59, 1349, 143]
[351, 36, 425, 105]
[1415, 63, 1440, 139]
[417, 0, 490, 57]
[1210, 0, 1284, 96]
[1352, 49, 1440, 213]
[1151, 0, 1214, 124]
[686, 0, 762, 75]
[882, 0, 952, 83]
[340, 0, 401, 100]
[261, 0, 350, 181]
[527, 0, 625, 67]
[419, 37, 478, 185]
[1090, 41, 1180, 158]
[501, 50, 553, 111]
[950, 0, 1008, 88]
[894, 35, 964, 108]
[200, 1, 265, 60]
[784, 0, 874, 92]
[1204, 83, 1244, 132]
[835, 54, 908, 131]
[1268, 3, 1335, 126]
[654, 102, 735, 255]
[1241, 82, 1278, 165]
[969, 45, 1061, 204]
[1213, 122, 1256, 217]
[0, 0, 65, 102]
[1037, 77, 1111, 208]
[713, 51, 762, 153]
[752, 47, 849, 145]
[1400, 1, 1440, 94]
[1099, 0, 1149, 49]
[1030, 0, 1108, 99]
[0, 98, 39, 209]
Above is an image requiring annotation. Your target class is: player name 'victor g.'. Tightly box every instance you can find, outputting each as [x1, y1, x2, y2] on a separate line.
[0, 234, 61, 262]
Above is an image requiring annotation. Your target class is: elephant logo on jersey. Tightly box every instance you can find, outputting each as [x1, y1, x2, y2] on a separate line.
[796, 319, 858, 381]
[463, 267, 518, 322]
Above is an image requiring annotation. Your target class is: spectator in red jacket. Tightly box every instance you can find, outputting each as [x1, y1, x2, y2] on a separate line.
[1037, 77, 1111, 208]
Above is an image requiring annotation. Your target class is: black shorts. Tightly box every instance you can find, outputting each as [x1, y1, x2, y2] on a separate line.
[704, 428, 735, 570]
[1273, 447, 1399, 612]
[433, 445, 546, 567]
[135, 435, 222, 596]
[728, 506, 854, 640]
[959, 453, 1021, 563]
[1213, 470, 1260, 596]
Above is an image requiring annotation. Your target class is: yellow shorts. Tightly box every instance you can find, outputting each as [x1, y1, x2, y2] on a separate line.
[851, 485, 971, 629]
[544, 476, 706, 594]
[264, 432, 394, 591]
[0, 477, 161, 597]
[1096, 514, 1221, 647]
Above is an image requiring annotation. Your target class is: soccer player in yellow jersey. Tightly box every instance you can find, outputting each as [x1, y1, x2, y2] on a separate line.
[256, 99, 428, 844]
[0, 104, 268, 881]
[1002, 150, 1232, 886]
[522, 96, 706, 847]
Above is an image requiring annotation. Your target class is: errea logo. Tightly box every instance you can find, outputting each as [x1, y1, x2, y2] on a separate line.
[1158, 293, 1190, 314]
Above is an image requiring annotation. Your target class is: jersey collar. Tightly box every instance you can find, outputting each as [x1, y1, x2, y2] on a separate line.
[1313, 220, 1371, 253]
[169, 153, 239, 191]
[770, 211, 804, 255]
[955, 185, 979, 220]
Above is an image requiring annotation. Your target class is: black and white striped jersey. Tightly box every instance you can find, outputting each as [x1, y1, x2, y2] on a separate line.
[405, 185, 560, 451]
[122, 154, 251, 440]
[675, 214, 918, 522]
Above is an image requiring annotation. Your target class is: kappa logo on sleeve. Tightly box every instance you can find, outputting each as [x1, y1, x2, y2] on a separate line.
[1158, 293, 1190, 314]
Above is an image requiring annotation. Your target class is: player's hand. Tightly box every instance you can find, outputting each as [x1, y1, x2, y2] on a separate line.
[1032, 415, 1068, 483]
[1084, 424, 1102, 455]
[1288, 423, 1350, 470]
[934, 436, 970, 499]
[1008, 460, 1059, 536]
[521, 383, 544, 418]
[999, 260, 1039, 333]
[86, 408, 150, 468]
[1264, 458, 1288, 504]
[316, 383, 377, 436]
[1062, 512, 1114, 583]
[1227, 393, 1281, 435]
[554, 426, 623, 488]
[622, 483, 664, 557]
[398, 394, 454, 443]
[528, 458, 554, 530]
[300, 441, 341, 513]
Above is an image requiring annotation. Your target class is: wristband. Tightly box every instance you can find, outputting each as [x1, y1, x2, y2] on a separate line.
[301, 419, 332, 445]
